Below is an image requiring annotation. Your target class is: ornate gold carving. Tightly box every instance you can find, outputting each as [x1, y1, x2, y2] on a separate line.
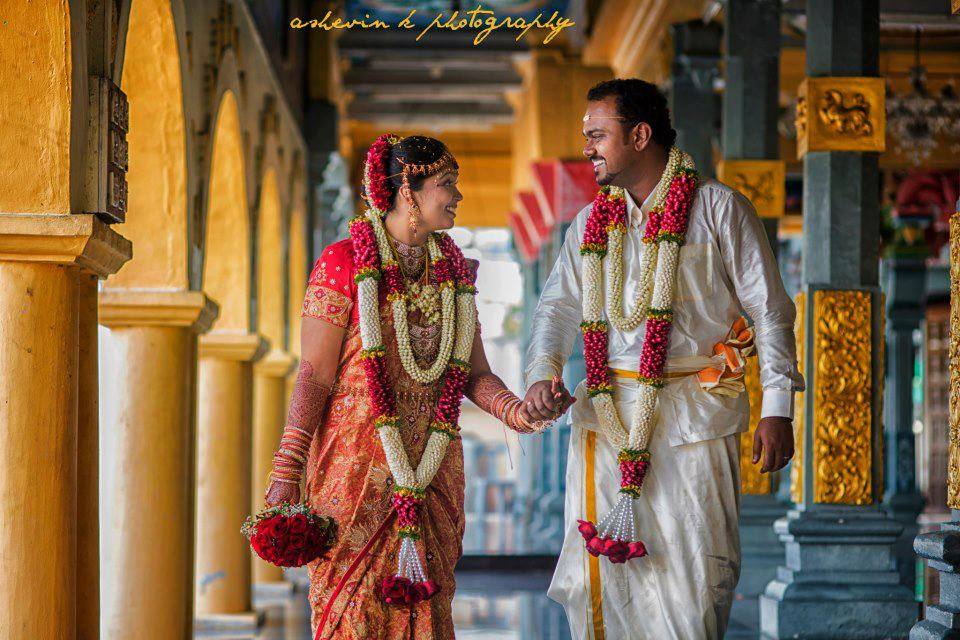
[740, 356, 771, 494]
[796, 77, 886, 158]
[877, 293, 886, 500]
[795, 96, 807, 140]
[791, 291, 805, 504]
[812, 290, 874, 505]
[717, 160, 785, 218]
[948, 212, 960, 508]
[818, 90, 873, 136]
[954, 0, 960, 15]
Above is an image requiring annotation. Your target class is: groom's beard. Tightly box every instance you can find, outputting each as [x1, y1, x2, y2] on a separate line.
[596, 168, 620, 186]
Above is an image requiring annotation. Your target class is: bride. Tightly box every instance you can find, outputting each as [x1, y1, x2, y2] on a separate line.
[263, 134, 574, 639]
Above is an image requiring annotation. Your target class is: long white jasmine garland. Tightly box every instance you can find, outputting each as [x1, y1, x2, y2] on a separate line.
[575, 150, 698, 564]
[585, 149, 695, 452]
[355, 213, 477, 491]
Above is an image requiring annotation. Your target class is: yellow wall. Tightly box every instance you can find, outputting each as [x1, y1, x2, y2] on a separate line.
[0, 1, 72, 214]
[288, 204, 307, 355]
[112, 0, 189, 289]
[204, 92, 251, 332]
[256, 170, 284, 347]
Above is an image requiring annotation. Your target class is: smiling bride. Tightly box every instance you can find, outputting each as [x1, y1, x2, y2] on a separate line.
[262, 134, 574, 639]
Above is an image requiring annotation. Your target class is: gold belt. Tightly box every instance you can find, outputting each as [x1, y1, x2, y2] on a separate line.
[608, 367, 689, 380]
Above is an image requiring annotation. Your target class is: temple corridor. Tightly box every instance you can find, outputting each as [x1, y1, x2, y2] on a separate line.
[2, 1, 960, 639]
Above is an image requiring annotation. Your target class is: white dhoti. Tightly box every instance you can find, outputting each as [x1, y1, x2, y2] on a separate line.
[548, 379, 743, 640]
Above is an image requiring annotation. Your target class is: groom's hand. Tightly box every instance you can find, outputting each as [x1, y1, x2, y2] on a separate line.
[522, 380, 557, 421]
[522, 378, 575, 422]
[752, 417, 794, 473]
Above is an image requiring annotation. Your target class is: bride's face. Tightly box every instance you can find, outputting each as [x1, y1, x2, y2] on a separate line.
[412, 169, 462, 232]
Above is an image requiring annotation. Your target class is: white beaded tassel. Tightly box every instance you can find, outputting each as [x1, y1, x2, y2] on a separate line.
[397, 537, 428, 582]
[597, 494, 637, 542]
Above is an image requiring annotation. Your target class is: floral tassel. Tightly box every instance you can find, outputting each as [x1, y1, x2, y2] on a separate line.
[577, 448, 650, 563]
[381, 487, 441, 605]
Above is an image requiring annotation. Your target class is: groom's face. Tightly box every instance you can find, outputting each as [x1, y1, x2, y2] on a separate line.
[582, 97, 638, 187]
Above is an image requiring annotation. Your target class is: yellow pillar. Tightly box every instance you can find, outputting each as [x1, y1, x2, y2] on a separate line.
[251, 349, 297, 586]
[76, 270, 100, 640]
[195, 332, 268, 627]
[0, 214, 129, 639]
[98, 290, 218, 640]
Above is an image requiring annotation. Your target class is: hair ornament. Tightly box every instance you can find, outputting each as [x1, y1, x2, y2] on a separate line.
[364, 133, 401, 213]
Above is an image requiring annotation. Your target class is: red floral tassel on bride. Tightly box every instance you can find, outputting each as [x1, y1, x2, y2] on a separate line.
[380, 487, 441, 605]
[577, 449, 650, 563]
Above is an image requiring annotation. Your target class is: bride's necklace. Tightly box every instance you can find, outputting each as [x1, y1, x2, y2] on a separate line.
[386, 233, 441, 327]
[577, 147, 698, 565]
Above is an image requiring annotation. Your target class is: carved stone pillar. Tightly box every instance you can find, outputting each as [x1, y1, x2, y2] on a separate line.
[882, 258, 927, 589]
[910, 211, 960, 639]
[718, 0, 789, 611]
[759, 1, 919, 637]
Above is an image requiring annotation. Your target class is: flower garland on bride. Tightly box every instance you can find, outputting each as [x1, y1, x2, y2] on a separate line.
[351, 134, 478, 605]
[577, 147, 699, 563]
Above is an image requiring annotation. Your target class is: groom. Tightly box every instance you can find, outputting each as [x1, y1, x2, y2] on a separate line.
[520, 79, 803, 639]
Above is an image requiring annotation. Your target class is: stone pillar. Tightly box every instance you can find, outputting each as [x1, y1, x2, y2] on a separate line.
[251, 349, 296, 591]
[910, 208, 960, 639]
[882, 258, 927, 590]
[760, 2, 919, 637]
[670, 20, 722, 179]
[0, 214, 129, 639]
[195, 332, 268, 630]
[717, 0, 789, 611]
[98, 290, 218, 639]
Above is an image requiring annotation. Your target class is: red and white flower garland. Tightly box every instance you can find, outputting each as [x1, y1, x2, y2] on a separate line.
[577, 148, 698, 563]
[350, 208, 477, 605]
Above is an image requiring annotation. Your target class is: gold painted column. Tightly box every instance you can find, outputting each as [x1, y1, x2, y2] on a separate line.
[0, 214, 129, 639]
[948, 212, 960, 508]
[98, 291, 218, 640]
[251, 349, 297, 587]
[76, 270, 100, 640]
[195, 332, 268, 627]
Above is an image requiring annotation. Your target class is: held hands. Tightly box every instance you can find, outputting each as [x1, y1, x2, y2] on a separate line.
[752, 416, 795, 473]
[521, 375, 576, 424]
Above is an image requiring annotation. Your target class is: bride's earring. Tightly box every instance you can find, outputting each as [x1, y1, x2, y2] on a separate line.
[402, 174, 420, 237]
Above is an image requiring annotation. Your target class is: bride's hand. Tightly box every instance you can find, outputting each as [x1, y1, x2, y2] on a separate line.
[264, 481, 300, 507]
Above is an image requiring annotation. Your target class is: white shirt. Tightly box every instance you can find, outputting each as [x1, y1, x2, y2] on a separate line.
[525, 178, 804, 439]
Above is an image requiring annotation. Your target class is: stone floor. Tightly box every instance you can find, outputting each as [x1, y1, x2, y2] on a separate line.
[195, 567, 761, 639]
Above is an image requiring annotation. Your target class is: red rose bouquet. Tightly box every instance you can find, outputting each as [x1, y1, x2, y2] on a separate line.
[242, 502, 337, 567]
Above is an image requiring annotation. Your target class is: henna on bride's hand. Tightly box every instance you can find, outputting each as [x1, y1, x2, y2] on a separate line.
[287, 360, 333, 431]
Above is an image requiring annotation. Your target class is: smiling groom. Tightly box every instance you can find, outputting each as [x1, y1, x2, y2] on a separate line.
[520, 79, 805, 639]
